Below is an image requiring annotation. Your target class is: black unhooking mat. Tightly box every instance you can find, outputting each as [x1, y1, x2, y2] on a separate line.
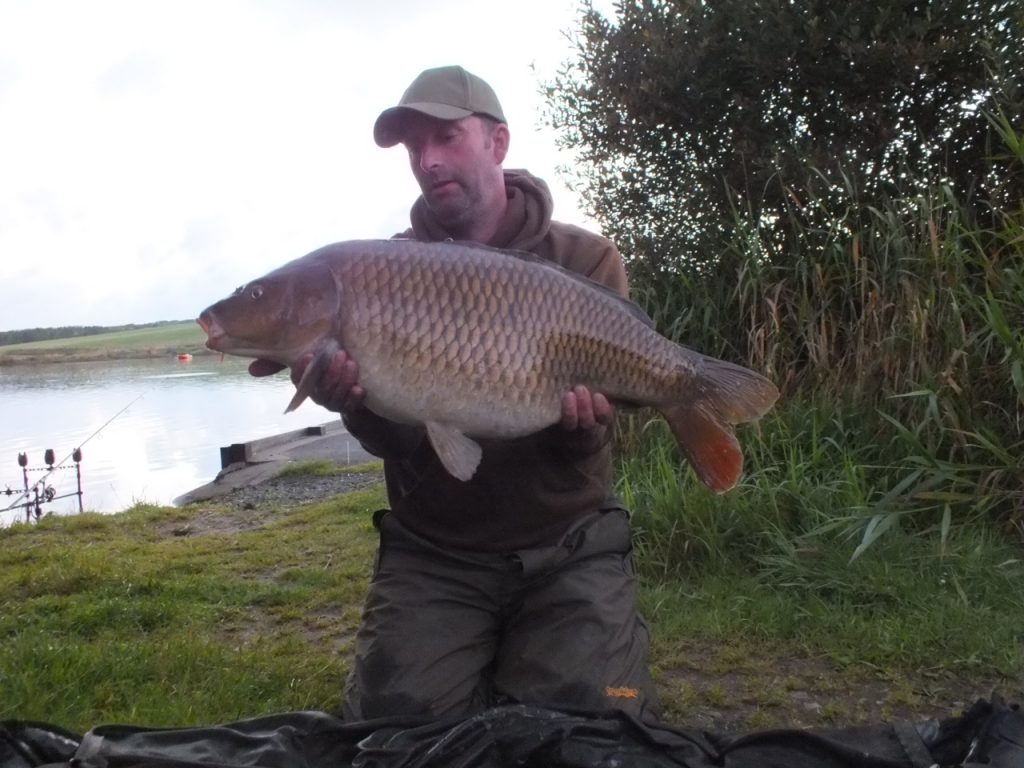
[3, 694, 1022, 768]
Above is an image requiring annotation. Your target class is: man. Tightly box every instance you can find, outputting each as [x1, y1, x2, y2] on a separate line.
[255, 65, 658, 722]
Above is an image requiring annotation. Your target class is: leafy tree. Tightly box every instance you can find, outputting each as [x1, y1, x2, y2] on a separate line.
[546, 1, 1024, 533]
[545, 0, 1024, 282]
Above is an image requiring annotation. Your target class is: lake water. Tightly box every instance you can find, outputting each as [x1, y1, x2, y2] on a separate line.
[0, 356, 338, 526]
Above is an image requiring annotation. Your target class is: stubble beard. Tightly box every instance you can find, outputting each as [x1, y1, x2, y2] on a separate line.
[424, 179, 482, 237]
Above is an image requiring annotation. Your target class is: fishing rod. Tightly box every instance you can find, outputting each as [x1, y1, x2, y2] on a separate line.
[2, 392, 148, 515]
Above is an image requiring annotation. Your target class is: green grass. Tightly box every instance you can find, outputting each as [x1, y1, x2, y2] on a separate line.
[273, 459, 383, 479]
[2, 468, 1020, 733]
[640, 531, 1024, 673]
[0, 321, 209, 363]
[619, 400, 1024, 674]
[0, 491, 382, 730]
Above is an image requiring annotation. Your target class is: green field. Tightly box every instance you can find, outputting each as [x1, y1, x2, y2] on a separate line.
[0, 322, 210, 363]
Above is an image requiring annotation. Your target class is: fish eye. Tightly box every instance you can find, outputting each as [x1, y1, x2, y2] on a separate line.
[250, 285, 264, 299]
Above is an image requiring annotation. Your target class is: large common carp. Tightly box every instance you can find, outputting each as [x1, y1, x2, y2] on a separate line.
[198, 239, 778, 492]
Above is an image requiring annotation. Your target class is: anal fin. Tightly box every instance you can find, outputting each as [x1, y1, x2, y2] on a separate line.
[663, 403, 743, 493]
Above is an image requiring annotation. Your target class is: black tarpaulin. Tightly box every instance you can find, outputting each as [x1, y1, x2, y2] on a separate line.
[2, 695, 1022, 768]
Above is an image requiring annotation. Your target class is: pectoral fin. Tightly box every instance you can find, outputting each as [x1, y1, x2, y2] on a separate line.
[425, 421, 483, 481]
[285, 339, 339, 413]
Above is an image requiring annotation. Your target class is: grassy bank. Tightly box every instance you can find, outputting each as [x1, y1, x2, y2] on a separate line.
[0, 487, 381, 730]
[0, 321, 209, 364]
[2, 465, 1020, 734]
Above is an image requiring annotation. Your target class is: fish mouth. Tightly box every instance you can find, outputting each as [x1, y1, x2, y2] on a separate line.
[196, 313, 226, 351]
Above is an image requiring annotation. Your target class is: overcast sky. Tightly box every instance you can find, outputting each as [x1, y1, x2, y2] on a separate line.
[0, 0, 609, 331]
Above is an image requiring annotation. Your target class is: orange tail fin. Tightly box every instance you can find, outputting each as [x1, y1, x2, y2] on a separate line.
[662, 356, 779, 492]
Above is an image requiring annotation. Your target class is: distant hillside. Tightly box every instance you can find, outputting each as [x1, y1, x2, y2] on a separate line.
[0, 321, 190, 347]
[0, 321, 208, 364]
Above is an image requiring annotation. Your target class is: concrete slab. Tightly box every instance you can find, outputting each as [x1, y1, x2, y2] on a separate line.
[175, 420, 377, 505]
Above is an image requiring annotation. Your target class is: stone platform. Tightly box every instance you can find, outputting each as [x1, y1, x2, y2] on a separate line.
[175, 420, 376, 505]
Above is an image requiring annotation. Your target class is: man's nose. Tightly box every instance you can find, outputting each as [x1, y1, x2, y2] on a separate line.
[418, 142, 442, 172]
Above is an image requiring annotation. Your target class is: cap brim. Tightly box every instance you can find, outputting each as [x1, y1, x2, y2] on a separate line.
[373, 103, 475, 147]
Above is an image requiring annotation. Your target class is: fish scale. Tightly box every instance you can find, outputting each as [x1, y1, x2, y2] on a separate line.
[199, 239, 779, 491]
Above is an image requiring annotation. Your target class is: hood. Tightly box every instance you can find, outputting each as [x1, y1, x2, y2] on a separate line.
[409, 169, 554, 250]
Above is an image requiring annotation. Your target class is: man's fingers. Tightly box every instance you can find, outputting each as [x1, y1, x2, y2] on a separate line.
[592, 392, 614, 426]
[249, 359, 287, 377]
[337, 358, 366, 412]
[573, 385, 596, 429]
[561, 387, 614, 432]
[289, 352, 315, 387]
[321, 350, 347, 389]
[252, 351, 364, 413]
[293, 350, 366, 413]
[561, 389, 579, 431]
[339, 356, 359, 390]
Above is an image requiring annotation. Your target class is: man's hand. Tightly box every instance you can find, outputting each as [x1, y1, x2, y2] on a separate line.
[248, 359, 287, 377]
[561, 385, 614, 432]
[249, 352, 366, 414]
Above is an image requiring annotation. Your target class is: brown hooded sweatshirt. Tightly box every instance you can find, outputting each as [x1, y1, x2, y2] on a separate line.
[342, 170, 628, 551]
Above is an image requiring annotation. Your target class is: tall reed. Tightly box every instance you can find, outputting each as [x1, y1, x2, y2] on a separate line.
[620, 122, 1024, 563]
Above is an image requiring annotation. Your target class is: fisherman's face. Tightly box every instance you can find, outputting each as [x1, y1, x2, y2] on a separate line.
[401, 115, 508, 232]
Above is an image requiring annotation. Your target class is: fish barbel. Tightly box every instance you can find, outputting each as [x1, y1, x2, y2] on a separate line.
[198, 239, 779, 492]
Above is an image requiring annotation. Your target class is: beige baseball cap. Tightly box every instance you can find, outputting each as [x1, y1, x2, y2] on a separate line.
[373, 65, 507, 147]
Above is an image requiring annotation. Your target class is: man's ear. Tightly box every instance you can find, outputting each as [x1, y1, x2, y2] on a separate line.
[492, 123, 510, 164]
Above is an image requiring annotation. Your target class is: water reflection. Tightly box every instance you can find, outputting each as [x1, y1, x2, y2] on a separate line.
[0, 356, 336, 526]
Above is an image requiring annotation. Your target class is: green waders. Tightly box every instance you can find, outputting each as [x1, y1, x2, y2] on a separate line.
[342, 508, 659, 722]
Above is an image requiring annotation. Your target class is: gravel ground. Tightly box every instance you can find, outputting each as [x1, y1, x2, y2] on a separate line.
[169, 469, 384, 538]
[213, 469, 384, 510]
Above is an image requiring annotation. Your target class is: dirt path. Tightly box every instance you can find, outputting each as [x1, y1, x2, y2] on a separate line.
[657, 645, 1021, 733]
